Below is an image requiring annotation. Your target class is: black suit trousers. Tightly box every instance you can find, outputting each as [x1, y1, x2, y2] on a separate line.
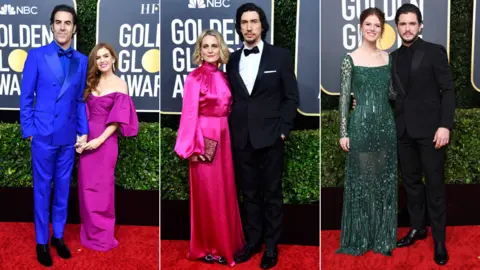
[233, 136, 285, 250]
[397, 129, 446, 242]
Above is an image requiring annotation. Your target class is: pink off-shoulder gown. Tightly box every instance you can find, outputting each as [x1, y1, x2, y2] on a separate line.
[78, 92, 139, 251]
[174, 61, 245, 266]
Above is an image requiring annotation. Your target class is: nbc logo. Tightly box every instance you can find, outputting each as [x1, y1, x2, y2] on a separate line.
[188, 0, 206, 9]
[0, 4, 15, 15]
[188, 0, 230, 8]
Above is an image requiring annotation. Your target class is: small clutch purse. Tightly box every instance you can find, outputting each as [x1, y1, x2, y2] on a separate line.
[203, 137, 218, 163]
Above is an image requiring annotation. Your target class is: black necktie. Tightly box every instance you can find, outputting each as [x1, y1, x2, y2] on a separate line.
[58, 49, 73, 58]
[244, 46, 259, 57]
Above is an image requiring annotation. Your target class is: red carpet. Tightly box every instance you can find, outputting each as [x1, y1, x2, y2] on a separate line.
[161, 240, 319, 269]
[322, 226, 480, 269]
[0, 222, 158, 269]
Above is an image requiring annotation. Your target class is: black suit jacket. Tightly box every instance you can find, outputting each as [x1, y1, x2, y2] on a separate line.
[226, 42, 299, 150]
[391, 38, 456, 139]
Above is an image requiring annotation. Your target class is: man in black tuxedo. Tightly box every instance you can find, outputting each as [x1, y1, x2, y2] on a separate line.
[391, 4, 455, 266]
[226, 3, 299, 269]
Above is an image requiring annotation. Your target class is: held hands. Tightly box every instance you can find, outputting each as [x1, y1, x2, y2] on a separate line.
[75, 135, 88, 154]
[75, 136, 105, 153]
[75, 135, 87, 146]
[82, 138, 105, 151]
[433, 127, 450, 149]
[75, 144, 85, 154]
[339, 137, 350, 152]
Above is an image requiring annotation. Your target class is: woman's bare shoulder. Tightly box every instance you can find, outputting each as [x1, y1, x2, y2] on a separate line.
[113, 75, 128, 95]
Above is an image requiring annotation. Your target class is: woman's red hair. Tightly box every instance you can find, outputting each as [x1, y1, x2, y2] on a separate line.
[83, 43, 119, 100]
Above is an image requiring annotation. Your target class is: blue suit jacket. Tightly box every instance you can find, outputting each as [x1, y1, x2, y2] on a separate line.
[20, 42, 89, 146]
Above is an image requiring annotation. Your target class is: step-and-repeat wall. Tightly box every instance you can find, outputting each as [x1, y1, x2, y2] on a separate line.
[160, 0, 320, 116]
[321, 0, 450, 96]
[0, 0, 160, 112]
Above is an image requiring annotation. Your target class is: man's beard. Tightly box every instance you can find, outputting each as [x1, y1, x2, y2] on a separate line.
[400, 33, 419, 44]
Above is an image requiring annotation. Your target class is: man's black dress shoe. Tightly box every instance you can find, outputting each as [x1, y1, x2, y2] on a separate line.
[260, 249, 278, 269]
[434, 242, 449, 266]
[51, 237, 71, 259]
[396, 228, 427, 248]
[36, 244, 53, 267]
[234, 244, 262, 263]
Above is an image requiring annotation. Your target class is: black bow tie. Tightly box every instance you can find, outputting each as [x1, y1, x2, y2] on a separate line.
[244, 46, 259, 56]
[58, 49, 73, 58]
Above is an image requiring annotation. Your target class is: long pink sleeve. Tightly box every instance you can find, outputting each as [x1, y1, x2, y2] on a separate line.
[174, 71, 205, 159]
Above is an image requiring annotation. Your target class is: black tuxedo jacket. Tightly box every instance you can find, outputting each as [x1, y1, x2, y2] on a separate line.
[226, 42, 299, 150]
[391, 38, 456, 138]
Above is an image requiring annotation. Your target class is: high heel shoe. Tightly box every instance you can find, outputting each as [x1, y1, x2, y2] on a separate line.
[202, 254, 214, 264]
[217, 256, 227, 265]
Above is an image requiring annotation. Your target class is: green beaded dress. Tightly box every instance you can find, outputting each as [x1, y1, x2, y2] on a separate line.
[336, 54, 397, 256]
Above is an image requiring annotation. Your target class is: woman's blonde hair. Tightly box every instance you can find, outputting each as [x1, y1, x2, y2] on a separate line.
[192, 29, 230, 65]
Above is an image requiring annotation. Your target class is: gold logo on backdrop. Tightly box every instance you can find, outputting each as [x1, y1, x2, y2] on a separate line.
[8, 49, 28, 72]
[142, 49, 160, 73]
[377, 23, 396, 50]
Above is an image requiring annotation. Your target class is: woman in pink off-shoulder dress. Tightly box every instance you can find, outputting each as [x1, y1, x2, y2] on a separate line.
[174, 29, 245, 266]
[76, 43, 138, 251]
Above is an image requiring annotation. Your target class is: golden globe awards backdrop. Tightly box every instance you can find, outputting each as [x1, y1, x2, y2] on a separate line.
[321, 0, 450, 95]
[96, 0, 160, 112]
[295, 0, 319, 116]
[0, 0, 76, 110]
[160, 0, 274, 114]
[472, 0, 480, 92]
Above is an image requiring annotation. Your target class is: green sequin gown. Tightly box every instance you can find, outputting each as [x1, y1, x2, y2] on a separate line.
[336, 54, 397, 256]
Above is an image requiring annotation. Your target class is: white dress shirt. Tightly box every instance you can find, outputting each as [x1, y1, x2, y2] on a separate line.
[239, 40, 264, 95]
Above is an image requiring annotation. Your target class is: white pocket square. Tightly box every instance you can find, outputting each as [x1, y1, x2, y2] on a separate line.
[264, 70, 277, 73]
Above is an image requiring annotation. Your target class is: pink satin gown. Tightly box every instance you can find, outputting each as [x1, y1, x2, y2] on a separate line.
[78, 92, 139, 251]
[174, 61, 245, 266]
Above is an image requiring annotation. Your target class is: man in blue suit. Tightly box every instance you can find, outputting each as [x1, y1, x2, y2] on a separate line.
[20, 5, 88, 267]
